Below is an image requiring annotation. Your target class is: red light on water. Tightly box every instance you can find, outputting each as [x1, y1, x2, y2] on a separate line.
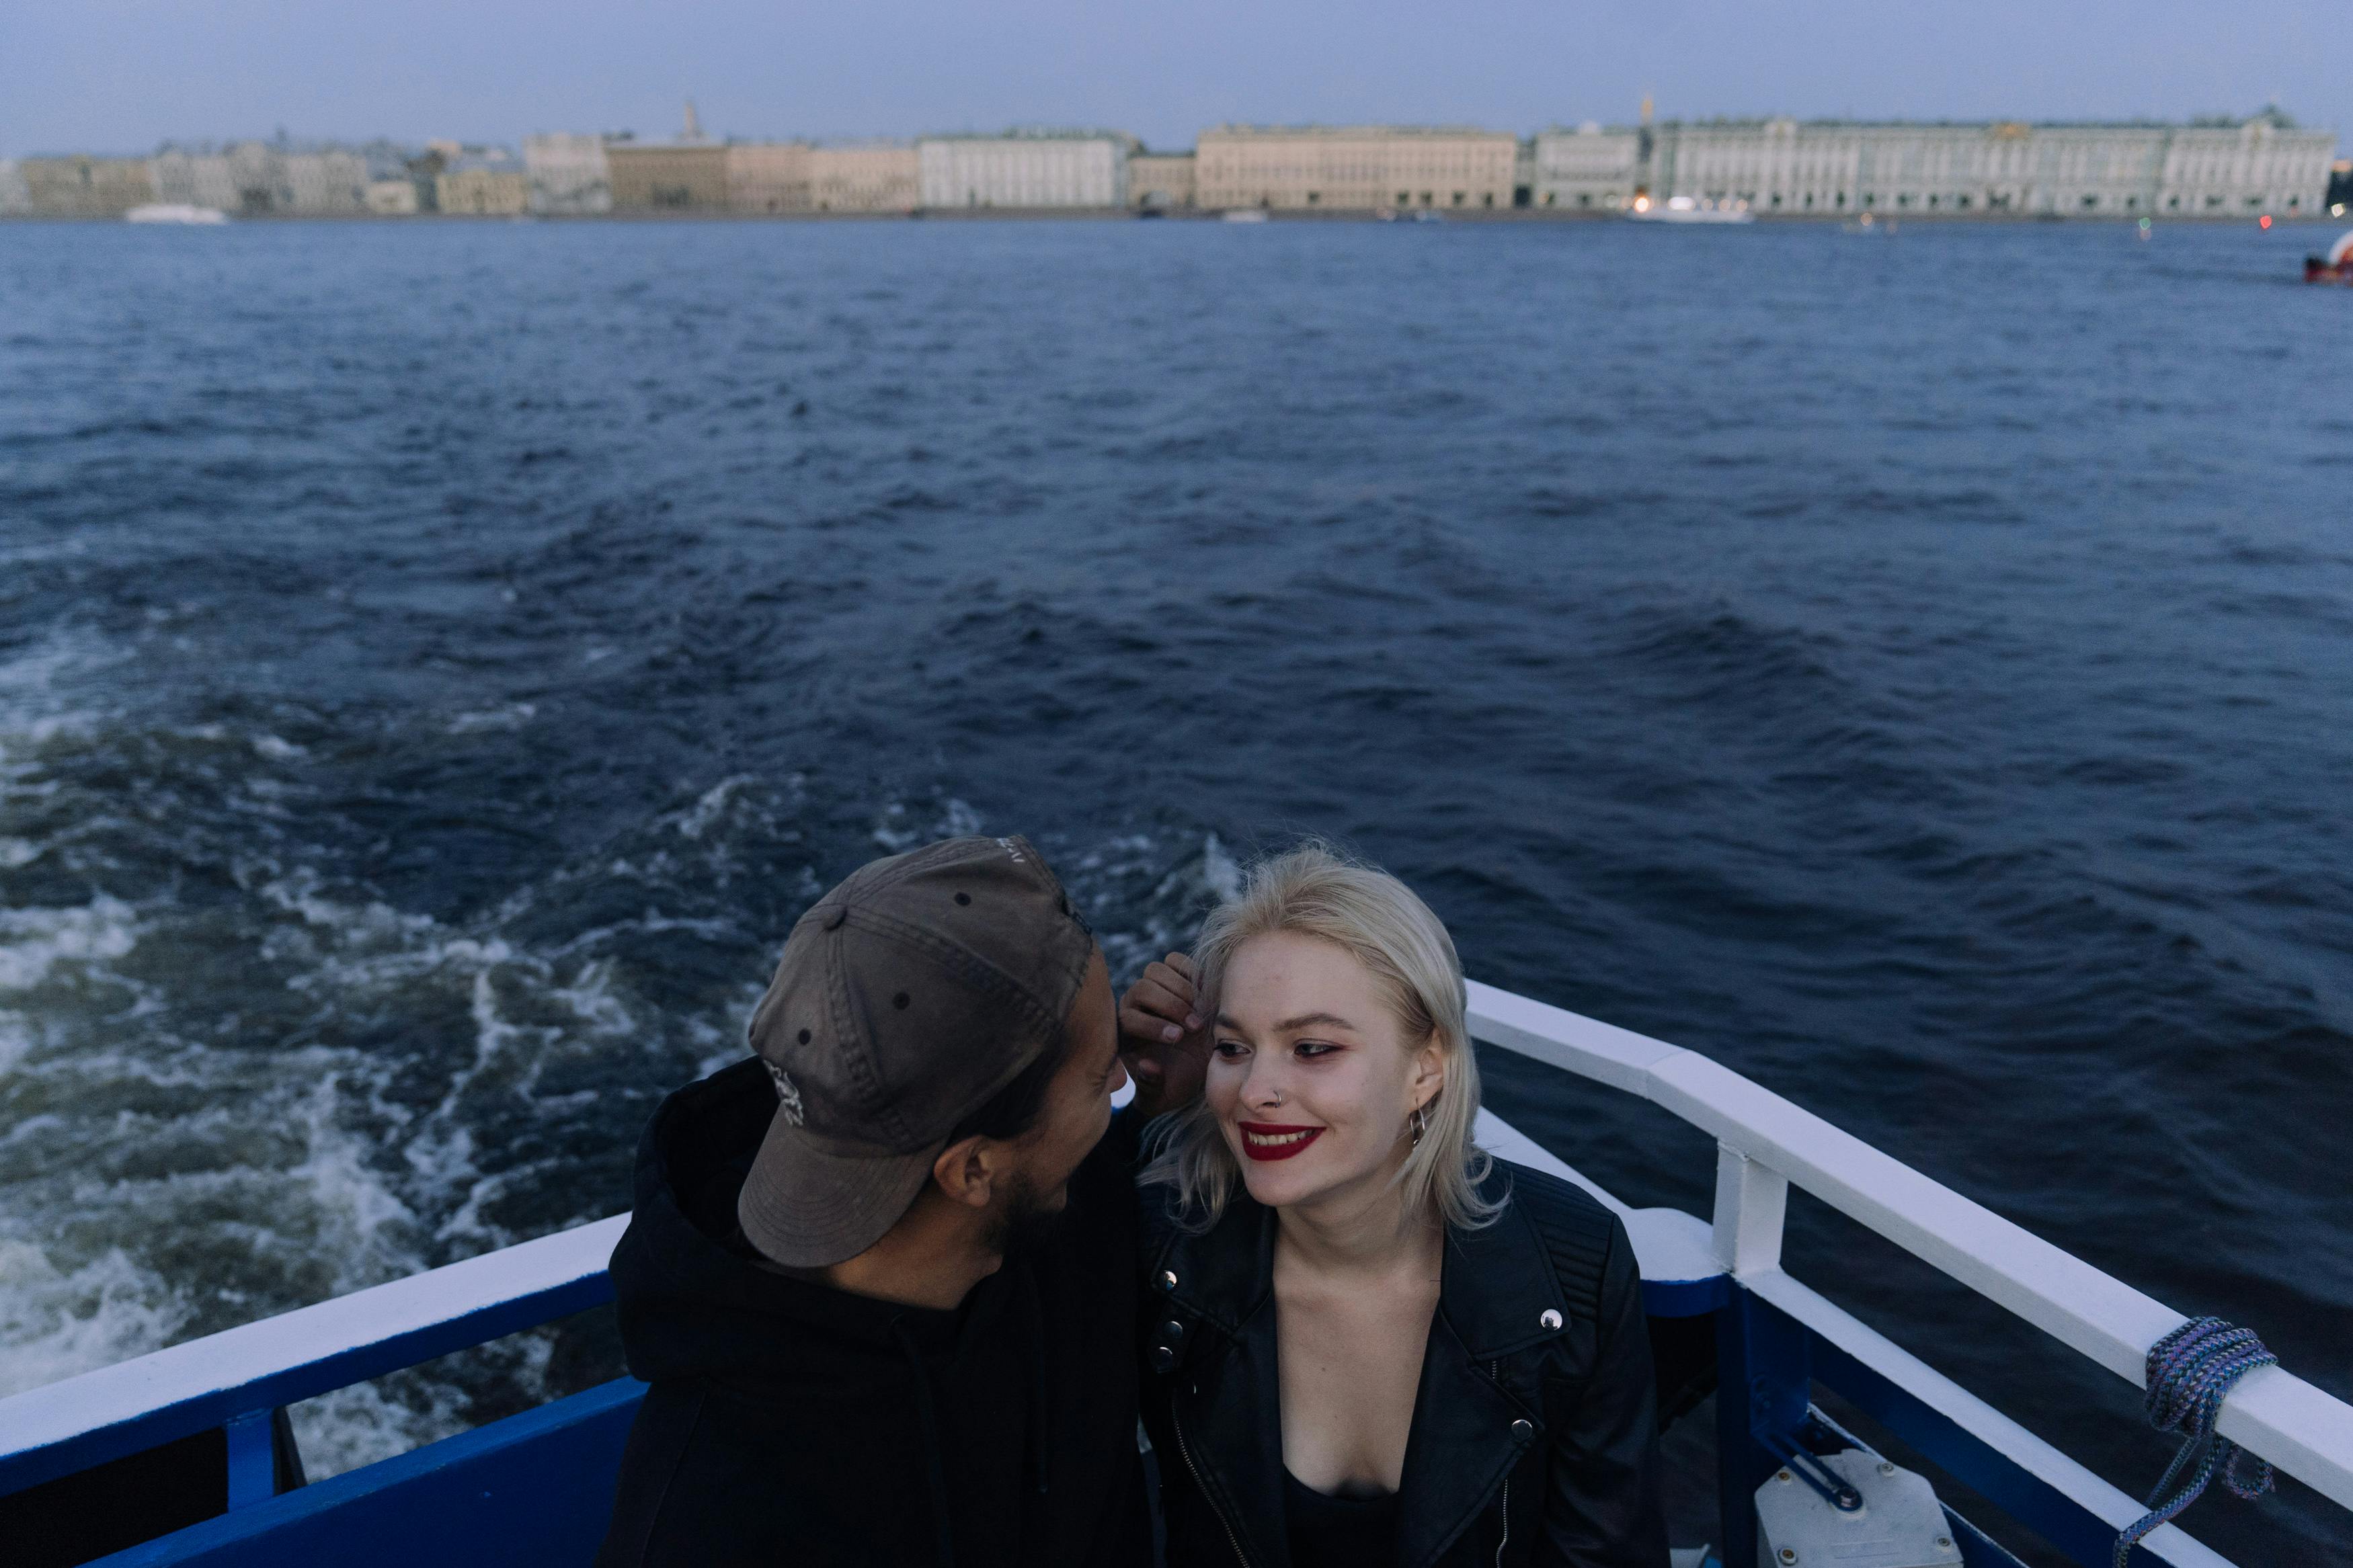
[2259, 214, 2272, 229]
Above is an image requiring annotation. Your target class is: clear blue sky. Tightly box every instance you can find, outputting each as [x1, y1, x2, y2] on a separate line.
[3, 0, 2343, 157]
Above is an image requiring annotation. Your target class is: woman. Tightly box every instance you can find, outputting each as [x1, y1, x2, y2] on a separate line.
[1119, 844, 1669, 1568]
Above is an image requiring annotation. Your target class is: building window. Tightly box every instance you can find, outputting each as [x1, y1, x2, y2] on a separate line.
[1451, 191, 1464, 206]
[1306, 191, 1319, 204]
[1927, 194, 1939, 208]
[1577, 192, 1591, 208]
[1543, 191, 1556, 206]
[2081, 194, 2098, 209]
[2167, 196, 2180, 210]
[1397, 191, 1410, 206]
[1835, 191, 1846, 207]
[1957, 194, 1971, 209]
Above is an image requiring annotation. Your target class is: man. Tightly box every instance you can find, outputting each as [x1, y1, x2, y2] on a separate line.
[596, 834, 1194, 1568]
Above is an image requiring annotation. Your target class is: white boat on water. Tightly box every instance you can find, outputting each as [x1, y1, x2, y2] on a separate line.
[126, 204, 230, 225]
[2, 977, 2346, 1567]
[1222, 209, 1269, 224]
[1629, 195, 1755, 225]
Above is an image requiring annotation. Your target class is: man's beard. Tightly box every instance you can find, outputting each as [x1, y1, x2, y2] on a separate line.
[986, 1173, 1070, 1261]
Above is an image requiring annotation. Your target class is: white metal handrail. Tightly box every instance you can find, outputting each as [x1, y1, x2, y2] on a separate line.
[1465, 978, 2353, 1515]
[0, 1215, 628, 1481]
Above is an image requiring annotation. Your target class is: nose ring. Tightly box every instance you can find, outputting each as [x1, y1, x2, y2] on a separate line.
[1268, 1089, 1283, 1107]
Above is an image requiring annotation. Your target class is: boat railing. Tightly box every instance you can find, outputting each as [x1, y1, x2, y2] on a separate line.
[1, 981, 2348, 1567]
[1465, 979, 2353, 1567]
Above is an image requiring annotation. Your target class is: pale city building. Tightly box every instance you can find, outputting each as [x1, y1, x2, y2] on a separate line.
[282, 151, 368, 214]
[2159, 118, 2336, 216]
[726, 142, 815, 213]
[436, 151, 529, 215]
[523, 132, 612, 215]
[607, 139, 728, 212]
[366, 179, 420, 215]
[1194, 126, 1517, 211]
[0, 160, 28, 214]
[151, 148, 240, 210]
[916, 132, 1129, 208]
[1638, 114, 2333, 217]
[151, 143, 366, 215]
[1128, 152, 1195, 209]
[1532, 123, 1643, 210]
[20, 156, 155, 216]
[607, 104, 726, 212]
[807, 142, 919, 213]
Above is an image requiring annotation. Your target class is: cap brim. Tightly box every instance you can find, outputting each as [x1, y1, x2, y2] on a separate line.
[736, 1106, 945, 1269]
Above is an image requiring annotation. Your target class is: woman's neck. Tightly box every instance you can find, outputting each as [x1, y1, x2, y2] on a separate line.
[1275, 1163, 1440, 1278]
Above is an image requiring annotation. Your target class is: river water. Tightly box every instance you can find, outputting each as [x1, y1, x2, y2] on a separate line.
[1, 216, 2348, 1557]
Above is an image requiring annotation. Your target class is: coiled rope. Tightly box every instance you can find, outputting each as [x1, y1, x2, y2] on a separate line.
[2112, 1317, 2277, 1567]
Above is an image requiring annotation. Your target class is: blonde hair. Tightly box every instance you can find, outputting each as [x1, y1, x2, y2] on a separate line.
[1142, 842, 1502, 1233]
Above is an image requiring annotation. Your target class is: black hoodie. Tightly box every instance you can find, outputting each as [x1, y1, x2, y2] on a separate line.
[593, 1059, 1151, 1568]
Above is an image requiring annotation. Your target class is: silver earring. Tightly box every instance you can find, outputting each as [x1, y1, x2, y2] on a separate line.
[1408, 1104, 1427, 1146]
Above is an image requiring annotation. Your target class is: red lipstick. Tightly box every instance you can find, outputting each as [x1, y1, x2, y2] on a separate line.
[1236, 1122, 1324, 1161]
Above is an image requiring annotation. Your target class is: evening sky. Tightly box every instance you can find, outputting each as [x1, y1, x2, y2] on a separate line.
[2, 0, 2342, 157]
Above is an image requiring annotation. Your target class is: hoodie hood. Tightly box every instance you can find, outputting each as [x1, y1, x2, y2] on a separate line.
[609, 1057, 988, 1395]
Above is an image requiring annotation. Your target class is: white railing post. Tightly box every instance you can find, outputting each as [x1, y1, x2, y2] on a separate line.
[1712, 1142, 1788, 1276]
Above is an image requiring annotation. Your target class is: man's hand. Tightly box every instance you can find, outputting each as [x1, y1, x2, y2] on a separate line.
[1119, 952, 1210, 1120]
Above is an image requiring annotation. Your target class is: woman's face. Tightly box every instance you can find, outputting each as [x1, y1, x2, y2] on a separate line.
[1206, 930, 1442, 1214]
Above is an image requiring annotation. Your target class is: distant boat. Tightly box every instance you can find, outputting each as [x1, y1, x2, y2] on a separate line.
[1629, 195, 1754, 225]
[126, 204, 229, 225]
[1840, 212, 1895, 235]
[1222, 209, 1269, 224]
[1411, 209, 1443, 224]
[2305, 229, 2353, 285]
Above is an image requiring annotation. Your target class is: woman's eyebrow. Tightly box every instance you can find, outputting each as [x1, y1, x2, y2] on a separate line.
[1273, 1011, 1357, 1034]
[1215, 1011, 1358, 1034]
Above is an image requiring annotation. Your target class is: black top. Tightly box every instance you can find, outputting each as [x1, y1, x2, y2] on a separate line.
[594, 1058, 1150, 1568]
[1284, 1469, 1399, 1568]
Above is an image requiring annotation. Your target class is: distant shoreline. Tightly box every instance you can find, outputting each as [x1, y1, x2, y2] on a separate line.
[5, 207, 2340, 225]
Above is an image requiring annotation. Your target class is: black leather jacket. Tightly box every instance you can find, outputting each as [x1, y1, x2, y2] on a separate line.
[1137, 1159, 1671, 1568]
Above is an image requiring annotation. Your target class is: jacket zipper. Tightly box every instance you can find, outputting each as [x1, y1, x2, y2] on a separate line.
[1492, 1359, 1512, 1568]
[1168, 1397, 1254, 1568]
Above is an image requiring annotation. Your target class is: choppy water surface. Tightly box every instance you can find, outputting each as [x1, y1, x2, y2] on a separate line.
[2, 217, 2348, 1555]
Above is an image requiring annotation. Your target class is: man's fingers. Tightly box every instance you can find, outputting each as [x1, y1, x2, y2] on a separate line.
[1143, 957, 1203, 1028]
[1128, 974, 1191, 1020]
[1121, 1007, 1184, 1046]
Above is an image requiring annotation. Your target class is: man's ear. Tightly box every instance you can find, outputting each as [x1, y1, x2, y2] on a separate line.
[930, 1134, 1000, 1210]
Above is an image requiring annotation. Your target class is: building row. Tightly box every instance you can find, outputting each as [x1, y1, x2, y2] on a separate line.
[1536, 112, 2338, 219]
[3, 112, 2338, 220]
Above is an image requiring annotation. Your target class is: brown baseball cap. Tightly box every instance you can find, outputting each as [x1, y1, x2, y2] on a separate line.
[736, 834, 1097, 1268]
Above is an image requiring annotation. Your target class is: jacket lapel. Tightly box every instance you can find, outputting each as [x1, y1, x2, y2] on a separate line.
[1393, 1298, 1540, 1568]
[1158, 1202, 1293, 1568]
[1150, 1167, 1568, 1568]
[1396, 1178, 1564, 1567]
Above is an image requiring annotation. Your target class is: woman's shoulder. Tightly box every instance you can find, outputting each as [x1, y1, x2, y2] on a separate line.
[1478, 1157, 1632, 1323]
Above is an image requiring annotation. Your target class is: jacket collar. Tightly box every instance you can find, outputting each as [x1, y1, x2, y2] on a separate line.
[1154, 1163, 1566, 1359]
